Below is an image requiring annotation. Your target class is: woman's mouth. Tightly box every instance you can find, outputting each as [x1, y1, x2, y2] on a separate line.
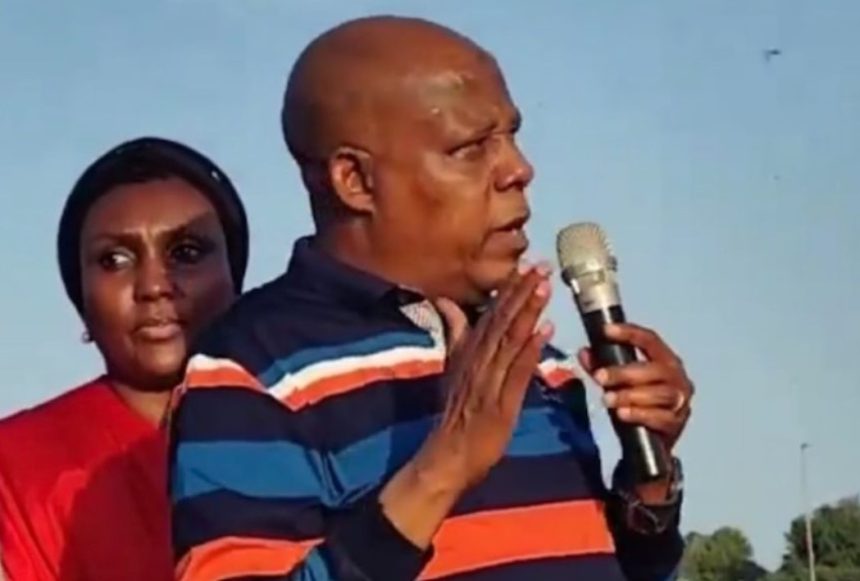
[134, 318, 184, 342]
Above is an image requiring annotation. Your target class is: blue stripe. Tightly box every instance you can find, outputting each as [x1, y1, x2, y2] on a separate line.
[257, 331, 435, 387]
[172, 405, 598, 504]
[299, 550, 332, 581]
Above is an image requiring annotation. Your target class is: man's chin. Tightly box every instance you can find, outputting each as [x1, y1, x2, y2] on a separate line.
[468, 258, 520, 303]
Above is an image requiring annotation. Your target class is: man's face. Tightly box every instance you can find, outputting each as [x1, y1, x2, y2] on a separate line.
[370, 54, 534, 305]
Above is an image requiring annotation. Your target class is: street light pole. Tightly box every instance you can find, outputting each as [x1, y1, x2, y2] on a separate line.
[800, 442, 817, 581]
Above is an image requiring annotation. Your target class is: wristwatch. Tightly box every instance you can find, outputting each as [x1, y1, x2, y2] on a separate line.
[609, 457, 684, 536]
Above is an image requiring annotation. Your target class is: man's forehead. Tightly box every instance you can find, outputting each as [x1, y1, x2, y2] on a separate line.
[404, 62, 515, 126]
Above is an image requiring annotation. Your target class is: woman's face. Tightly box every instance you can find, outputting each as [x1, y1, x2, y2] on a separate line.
[79, 177, 236, 391]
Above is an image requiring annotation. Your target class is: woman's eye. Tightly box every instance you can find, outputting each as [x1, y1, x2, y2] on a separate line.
[97, 251, 133, 271]
[171, 242, 208, 264]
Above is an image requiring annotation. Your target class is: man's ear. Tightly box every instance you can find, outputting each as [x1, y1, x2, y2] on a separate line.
[328, 146, 376, 214]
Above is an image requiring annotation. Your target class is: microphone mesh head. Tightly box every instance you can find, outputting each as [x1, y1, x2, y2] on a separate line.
[556, 222, 617, 283]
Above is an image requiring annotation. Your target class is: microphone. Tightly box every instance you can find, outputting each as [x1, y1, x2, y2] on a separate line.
[556, 222, 670, 482]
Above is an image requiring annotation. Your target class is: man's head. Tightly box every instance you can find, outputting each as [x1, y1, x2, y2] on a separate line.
[282, 16, 534, 305]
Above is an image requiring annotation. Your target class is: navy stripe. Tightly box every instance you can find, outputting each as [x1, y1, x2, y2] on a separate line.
[453, 452, 606, 516]
[438, 554, 627, 581]
[171, 406, 598, 504]
[172, 388, 308, 443]
[172, 491, 327, 558]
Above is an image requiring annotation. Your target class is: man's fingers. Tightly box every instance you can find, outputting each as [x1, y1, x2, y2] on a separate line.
[475, 262, 550, 369]
[433, 297, 470, 355]
[614, 406, 685, 436]
[601, 384, 680, 410]
[447, 261, 527, 365]
[577, 347, 595, 374]
[487, 276, 551, 384]
[593, 361, 674, 388]
[499, 321, 554, 414]
[604, 323, 680, 364]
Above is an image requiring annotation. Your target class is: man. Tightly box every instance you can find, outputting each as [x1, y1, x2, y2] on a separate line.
[170, 15, 694, 580]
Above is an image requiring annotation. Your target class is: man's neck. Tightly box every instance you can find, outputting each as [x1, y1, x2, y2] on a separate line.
[314, 227, 410, 291]
[313, 226, 491, 312]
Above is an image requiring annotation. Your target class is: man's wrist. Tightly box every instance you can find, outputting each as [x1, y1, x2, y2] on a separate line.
[328, 496, 432, 580]
[609, 457, 684, 536]
[379, 457, 464, 550]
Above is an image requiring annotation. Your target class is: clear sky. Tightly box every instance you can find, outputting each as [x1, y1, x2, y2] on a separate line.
[1, 0, 858, 570]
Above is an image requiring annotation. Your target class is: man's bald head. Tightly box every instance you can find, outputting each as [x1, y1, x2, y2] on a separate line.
[281, 16, 496, 167]
[281, 16, 533, 305]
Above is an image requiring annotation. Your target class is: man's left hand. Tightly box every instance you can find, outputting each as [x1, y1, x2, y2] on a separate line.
[578, 322, 693, 453]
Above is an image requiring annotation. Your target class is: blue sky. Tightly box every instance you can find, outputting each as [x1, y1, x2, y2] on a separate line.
[1, 0, 858, 569]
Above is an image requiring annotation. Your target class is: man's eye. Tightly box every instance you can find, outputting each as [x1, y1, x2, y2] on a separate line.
[451, 138, 489, 160]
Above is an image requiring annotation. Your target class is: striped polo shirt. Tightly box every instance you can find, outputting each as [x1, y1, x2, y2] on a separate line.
[169, 237, 683, 580]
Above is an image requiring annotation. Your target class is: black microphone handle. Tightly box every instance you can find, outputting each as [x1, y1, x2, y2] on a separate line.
[582, 305, 671, 482]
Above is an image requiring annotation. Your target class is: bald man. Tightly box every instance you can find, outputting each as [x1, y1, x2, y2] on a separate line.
[170, 16, 693, 581]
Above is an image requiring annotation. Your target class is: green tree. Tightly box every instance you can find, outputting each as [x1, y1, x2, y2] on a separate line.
[769, 496, 860, 581]
[681, 527, 767, 581]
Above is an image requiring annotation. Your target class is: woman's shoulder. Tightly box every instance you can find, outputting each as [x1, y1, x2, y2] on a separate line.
[0, 378, 115, 476]
[0, 378, 110, 434]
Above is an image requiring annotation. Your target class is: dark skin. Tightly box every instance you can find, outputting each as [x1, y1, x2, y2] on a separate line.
[284, 16, 694, 545]
[285, 19, 533, 304]
[79, 177, 236, 425]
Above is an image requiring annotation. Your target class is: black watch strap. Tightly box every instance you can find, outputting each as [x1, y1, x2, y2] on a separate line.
[609, 457, 684, 536]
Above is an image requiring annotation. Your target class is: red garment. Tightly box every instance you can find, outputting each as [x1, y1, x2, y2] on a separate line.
[0, 378, 173, 581]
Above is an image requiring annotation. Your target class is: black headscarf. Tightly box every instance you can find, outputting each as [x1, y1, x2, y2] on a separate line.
[57, 137, 250, 315]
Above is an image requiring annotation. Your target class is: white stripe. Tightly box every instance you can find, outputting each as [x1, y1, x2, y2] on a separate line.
[269, 344, 445, 400]
[538, 356, 576, 376]
[187, 354, 247, 373]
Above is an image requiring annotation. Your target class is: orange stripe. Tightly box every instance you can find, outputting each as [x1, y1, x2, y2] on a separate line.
[542, 366, 577, 389]
[283, 358, 444, 410]
[185, 367, 264, 391]
[177, 536, 321, 580]
[419, 499, 614, 579]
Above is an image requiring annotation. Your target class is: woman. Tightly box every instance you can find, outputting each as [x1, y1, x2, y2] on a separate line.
[0, 137, 249, 580]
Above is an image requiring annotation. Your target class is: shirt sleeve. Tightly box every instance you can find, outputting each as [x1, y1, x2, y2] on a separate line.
[606, 498, 684, 581]
[169, 354, 431, 581]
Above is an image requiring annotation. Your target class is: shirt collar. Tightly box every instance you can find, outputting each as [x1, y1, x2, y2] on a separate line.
[282, 236, 489, 321]
[283, 236, 422, 310]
